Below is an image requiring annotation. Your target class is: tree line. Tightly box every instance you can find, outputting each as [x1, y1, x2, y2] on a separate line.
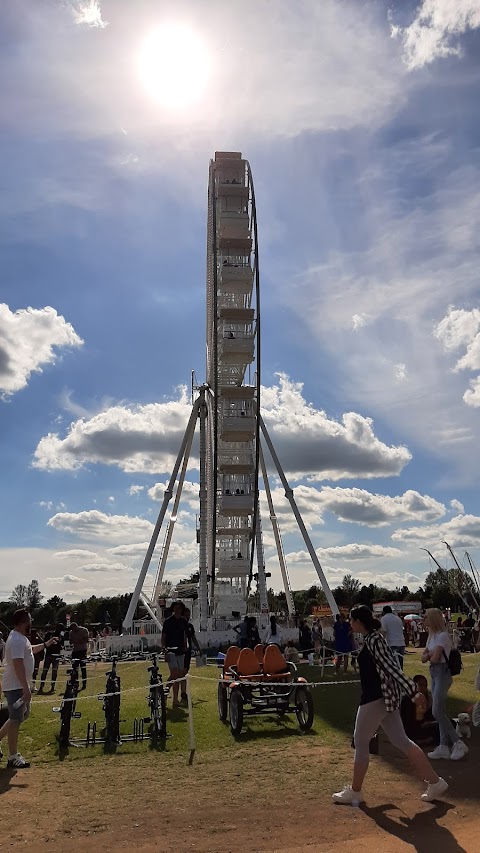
[0, 565, 476, 634]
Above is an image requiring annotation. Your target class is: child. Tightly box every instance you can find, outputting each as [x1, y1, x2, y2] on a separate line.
[284, 640, 300, 664]
[400, 674, 438, 746]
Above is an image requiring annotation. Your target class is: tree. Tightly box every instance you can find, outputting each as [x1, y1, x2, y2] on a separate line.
[26, 579, 43, 611]
[341, 574, 361, 607]
[10, 584, 27, 607]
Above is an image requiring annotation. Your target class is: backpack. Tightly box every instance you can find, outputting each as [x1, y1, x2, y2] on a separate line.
[443, 648, 462, 676]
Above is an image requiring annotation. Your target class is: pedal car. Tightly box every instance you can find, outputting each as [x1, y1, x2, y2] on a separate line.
[217, 645, 314, 735]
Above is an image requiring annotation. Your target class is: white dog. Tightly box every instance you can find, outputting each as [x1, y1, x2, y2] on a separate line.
[456, 712, 471, 739]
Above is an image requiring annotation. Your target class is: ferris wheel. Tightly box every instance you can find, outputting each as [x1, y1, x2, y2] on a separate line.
[123, 152, 338, 634]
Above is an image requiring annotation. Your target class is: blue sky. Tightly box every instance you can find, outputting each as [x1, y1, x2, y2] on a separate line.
[2, 0, 480, 603]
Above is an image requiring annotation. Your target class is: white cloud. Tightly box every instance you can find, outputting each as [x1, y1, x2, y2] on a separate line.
[106, 542, 150, 559]
[148, 480, 199, 507]
[313, 487, 446, 527]
[261, 374, 411, 480]
[450, 499, 465, 514]
[53, 549, 99, 560]
[108, 496, 115, 503]
[434, 307, 480, 407]
[395, 0, 480, 70]
[38, 501, 53, 510]
[47, 510, 153, 543]
[33, 385, 193, 473]
[0, 304, 83, 398]
[352, 313, 373, 330]
[45, 574, 86, 584]
[34, 375, 409, 481]
[79, 562, 127, 573]
[318, 544, 403, 560]
[392, 513, 480, 547]
[71, 0, 108, 29]
[394, 363, 408, 382]
[128, 485, 144, 496]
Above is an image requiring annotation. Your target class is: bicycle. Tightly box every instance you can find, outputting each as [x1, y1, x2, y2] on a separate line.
[100, 656, 121, 744]
[147, 653, 167, 739]
[55, 658, 81, 747]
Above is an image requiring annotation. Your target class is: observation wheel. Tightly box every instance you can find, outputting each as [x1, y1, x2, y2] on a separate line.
[204, 152, 263, 624]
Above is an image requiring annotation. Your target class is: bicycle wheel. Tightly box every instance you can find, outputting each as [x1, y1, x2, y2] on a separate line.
[59, 686, 74, 747]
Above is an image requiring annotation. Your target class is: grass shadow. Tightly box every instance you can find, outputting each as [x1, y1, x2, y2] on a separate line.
[361, 801, 468, 853]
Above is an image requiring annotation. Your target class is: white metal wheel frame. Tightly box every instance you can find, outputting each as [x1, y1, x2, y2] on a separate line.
[123, 152, 339, 633]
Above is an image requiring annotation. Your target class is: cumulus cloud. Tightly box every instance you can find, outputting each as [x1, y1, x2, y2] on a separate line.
[45, 574, 86, 584]
[53, 549, 99, 560]
[47, 510, 153, 543]
[71, 0, 108, 28]
[0, 305, 83, 398]
[392, 513, 480, 547]
[261, 374, 411, 480]
[34, 375, 409, 481]
[314, 487, 446, 527]
[106, 542, 150, 559]
[33, 386, 193, 473]
[394, 0, 480, 70]
[435, 307, 480, 407]
[148, 480, 199, 507]
[450, 499, 465, 514]
[318, 544, 403, 560]
[128, 485, 144, 496]
[394, 363, 408, 382]
[352, 313, 373, 330]
[260, 484, 445, 534]
[79, 562, 127, 573]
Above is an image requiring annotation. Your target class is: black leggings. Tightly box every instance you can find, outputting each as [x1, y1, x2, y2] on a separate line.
[40, 656, 59, 687]
[73, 650, 87, 685]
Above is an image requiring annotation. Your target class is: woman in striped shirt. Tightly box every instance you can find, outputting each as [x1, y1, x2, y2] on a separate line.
[333, 605, 448, 806]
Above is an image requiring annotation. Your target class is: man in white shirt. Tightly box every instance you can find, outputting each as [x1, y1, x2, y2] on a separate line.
[0, 608, 57, 768]
[381, 606, 406, 669]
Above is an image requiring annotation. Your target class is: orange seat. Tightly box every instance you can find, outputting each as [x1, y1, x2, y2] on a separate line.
[254, 644, 265, 664]
[223, 646, 240, 677]
[236, 648, 264, 680]
[263, 645, 292, 681]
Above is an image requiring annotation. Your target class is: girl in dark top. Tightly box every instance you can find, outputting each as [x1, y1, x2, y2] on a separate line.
[332, 605, 448, 806]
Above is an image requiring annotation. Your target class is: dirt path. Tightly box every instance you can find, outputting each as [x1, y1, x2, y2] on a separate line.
[0, 742, 478, 852]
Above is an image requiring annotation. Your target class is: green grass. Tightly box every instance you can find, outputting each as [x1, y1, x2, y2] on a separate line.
[16, 649, 480, 765]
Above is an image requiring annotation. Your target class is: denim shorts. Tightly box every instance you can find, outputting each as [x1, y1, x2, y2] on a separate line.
[3, 688, 30, 723]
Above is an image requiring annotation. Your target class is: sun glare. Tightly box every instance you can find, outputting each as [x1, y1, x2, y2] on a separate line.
[138, 24, 212, 110]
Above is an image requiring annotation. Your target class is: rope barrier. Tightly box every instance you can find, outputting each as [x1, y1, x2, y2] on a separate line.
[25, 672, 360, 706]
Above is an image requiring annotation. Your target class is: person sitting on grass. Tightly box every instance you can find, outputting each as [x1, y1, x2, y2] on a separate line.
[161, 601, 188, 708]
[0, 609, 58, 768]
[284, 640, 300, 664]
[400, 674, 439, 747]
[332, 605, 448, 806]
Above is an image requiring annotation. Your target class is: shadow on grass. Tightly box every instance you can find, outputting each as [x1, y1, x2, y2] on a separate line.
[232, 714, 317, 743]
[361, 801, 468, 853]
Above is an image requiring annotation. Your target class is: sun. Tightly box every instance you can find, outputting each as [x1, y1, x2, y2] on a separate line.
[138, 24, 212, 110]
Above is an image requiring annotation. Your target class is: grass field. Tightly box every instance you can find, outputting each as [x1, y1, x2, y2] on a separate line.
[16, 648, 480, 766]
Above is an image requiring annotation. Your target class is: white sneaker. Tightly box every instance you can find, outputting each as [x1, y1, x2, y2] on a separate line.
[7, 753, 30, 769]
[451, 740, 469, 761]
[332, 785, 364, 806]
[421, 777, 448, 802]
[427, 744, 450, 760]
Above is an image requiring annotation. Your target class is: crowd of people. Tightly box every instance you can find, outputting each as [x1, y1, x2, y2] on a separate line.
[1, 600, 477, 791]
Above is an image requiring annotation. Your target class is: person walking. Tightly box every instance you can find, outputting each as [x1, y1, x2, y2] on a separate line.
[30, 628, 44, 692]
[422, 608, 468, 761]
[333, 614, 352, 673]
[181, 607, 202, 702]
[0, 609, 58, 768]
[311, 620, 323, 656]
[233, 615, 250, 649]
[68, 621, 89, 691]
[161, 601, 188, 708]
[38, 624, 64, 693]
[333, 605, 448, 805]
[298, 620, 312, 658]
[380, 606, 406, 669]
